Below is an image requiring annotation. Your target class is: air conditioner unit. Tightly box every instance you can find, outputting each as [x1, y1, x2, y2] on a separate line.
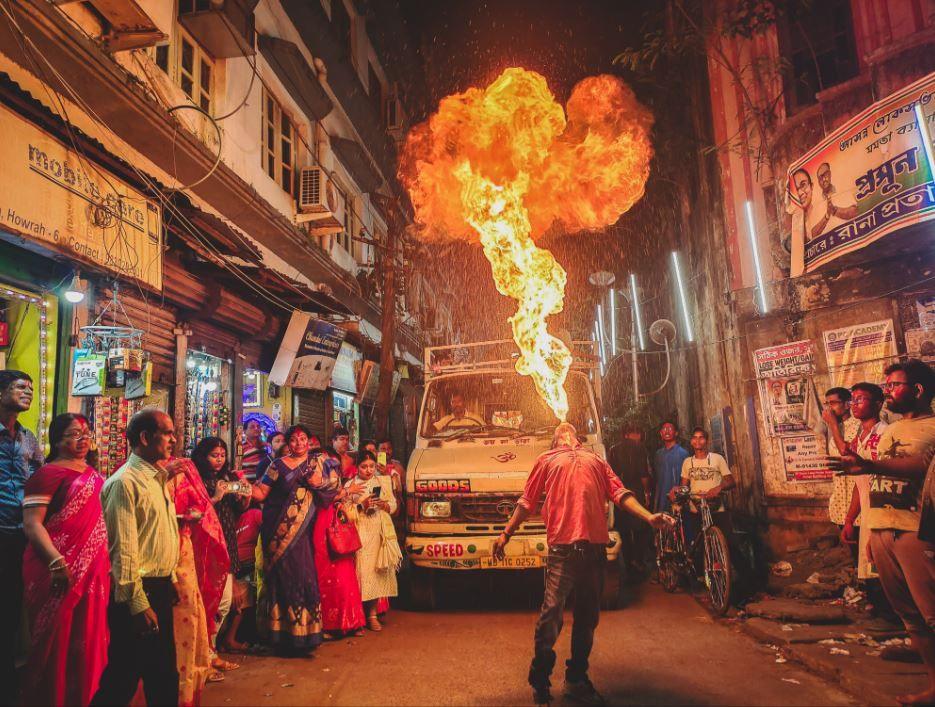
[296, 167, 343, 233]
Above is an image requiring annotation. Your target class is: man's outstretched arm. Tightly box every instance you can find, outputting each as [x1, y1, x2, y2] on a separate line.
[492, 505, 532, 560]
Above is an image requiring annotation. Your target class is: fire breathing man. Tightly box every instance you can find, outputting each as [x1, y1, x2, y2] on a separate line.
[492, 423, 672, 706]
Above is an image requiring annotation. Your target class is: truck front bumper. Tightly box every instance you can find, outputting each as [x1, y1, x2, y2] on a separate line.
[406, 530, 622, 570]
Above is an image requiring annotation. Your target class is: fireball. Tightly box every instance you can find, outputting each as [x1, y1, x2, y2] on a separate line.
[400, 68, 653, 420]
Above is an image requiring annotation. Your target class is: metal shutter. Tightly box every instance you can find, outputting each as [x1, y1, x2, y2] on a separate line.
[293, 388, 327, 441]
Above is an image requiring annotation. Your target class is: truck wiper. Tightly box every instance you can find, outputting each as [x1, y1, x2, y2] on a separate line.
[510, 425, 555, 439]
[445, 424, 520, 441]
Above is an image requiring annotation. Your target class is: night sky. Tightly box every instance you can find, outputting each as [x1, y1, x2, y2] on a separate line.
[395, 1, 694, 343]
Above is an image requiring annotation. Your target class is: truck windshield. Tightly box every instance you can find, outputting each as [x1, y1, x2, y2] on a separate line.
[420, 371, 598, 439]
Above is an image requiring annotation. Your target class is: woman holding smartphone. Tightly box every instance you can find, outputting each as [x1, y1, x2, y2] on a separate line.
[344, 450, 402, 631]
[192, 437, 251, 664]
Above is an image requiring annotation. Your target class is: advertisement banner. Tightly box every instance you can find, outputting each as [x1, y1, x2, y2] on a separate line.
[0, 105, 163, 289]
[822, 319, 897, 388]
[269, 311, 346, 390]
[780, 434, 834, 483]
[753, 340, 814, 436]
[786, 72, 935, 276]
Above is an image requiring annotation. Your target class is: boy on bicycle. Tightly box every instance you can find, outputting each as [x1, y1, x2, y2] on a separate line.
[671, 426, 735, 545]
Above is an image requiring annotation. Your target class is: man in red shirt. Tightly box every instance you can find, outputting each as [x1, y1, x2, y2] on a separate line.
[493, 423, 671, 705]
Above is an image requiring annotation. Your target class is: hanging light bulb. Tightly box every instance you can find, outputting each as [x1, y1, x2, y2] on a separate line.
[64, 273, 85, 304]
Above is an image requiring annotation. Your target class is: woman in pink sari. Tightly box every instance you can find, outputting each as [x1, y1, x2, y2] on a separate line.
[21, 413, 109, 706]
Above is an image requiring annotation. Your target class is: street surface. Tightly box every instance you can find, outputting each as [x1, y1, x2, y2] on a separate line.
[203, 581, 857, 706]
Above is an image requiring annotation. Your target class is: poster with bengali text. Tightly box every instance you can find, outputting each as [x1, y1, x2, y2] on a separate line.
[780, 434, 834, 483]
[785, 71, 935, 276]
[822, 319, 897, 388]
[753, 340, 814, 436]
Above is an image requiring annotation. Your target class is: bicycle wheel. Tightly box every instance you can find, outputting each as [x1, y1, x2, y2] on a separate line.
[703, 526, 731, 615]
[656, 524, 682, 593]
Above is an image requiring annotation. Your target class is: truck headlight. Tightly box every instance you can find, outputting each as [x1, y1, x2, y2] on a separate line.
[421, 501, 451, 518]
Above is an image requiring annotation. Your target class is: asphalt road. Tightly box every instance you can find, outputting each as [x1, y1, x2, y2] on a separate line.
[203, 580, 858, 706]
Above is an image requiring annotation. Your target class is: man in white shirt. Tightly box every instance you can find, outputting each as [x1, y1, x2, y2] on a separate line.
[433, 393, 484, 432]
[824, 386, 862, 529]
[675, 427, 735, 544]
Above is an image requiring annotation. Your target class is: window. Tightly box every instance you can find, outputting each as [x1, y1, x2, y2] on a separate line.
[779, 0, 858, 113]
[368, 63, 383, 121]
[334, 185, 352, 252]
[152, 28, 213, 114]
[261, 89, 296, 195]
[331, 0, 351, 58]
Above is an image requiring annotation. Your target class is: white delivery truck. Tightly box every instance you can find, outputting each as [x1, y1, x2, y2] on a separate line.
[404, 340, 621, 609]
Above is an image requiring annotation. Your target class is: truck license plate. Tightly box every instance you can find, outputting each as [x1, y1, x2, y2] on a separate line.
[480, 555, 542, 569]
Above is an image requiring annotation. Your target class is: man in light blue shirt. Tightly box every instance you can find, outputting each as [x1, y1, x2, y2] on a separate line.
[0, 369, 42, 701]
[653, 420, 690, 513]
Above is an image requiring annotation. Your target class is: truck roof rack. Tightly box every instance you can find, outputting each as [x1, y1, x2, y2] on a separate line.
[425, 339, 600, 379]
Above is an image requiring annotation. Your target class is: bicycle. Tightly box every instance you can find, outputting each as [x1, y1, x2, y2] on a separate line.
[655, 486, 732, 616]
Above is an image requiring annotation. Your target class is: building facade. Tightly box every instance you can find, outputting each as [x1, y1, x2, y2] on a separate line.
[684, 0, 935, 553]
[0, 0, 451, 463]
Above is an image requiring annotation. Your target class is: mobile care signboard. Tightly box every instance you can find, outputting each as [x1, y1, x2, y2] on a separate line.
[0, 105, 163, 290]
[786, 72, 935, 276]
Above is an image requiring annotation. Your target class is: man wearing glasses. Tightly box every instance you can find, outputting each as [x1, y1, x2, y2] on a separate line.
[834, 359, 935, 706]
[0, 370, 43, 701]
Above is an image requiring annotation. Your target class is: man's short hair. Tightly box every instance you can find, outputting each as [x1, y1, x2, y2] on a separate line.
[850, 382, 884, 404]
[126, 409, 164, 447]
[551, 422, 578, 449]
[884, 359, 935, 404]
[330, 425, 349, 441]
[0, 370, 32, 394]
[691, 426, 708, 439]
[658, 419, 678, 431]
[824, 387, 851, 402]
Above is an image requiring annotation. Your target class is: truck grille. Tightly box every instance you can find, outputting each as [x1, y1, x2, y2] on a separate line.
[456, 494, 524, 522]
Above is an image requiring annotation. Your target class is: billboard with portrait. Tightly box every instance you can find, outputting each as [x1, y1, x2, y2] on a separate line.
[786, 72, 935, 276]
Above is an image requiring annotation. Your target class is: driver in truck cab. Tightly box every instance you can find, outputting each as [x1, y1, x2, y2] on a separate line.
[433, 392, 484, 431]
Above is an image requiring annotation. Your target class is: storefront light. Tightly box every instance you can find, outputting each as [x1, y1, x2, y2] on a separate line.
[421, 500, 451, 518]
[205, 380, 219, 392]
[64, 273, 85, 304]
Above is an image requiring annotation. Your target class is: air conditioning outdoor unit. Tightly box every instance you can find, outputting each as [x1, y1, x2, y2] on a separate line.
[296, 167, 343, 233]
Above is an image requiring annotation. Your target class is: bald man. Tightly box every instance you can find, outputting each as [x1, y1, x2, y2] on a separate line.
[493, 423, 672, 706]
[93, 410, 181, 706]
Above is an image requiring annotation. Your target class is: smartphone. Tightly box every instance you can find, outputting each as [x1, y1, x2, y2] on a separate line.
[371, 485, 382, 499]
[378, 451, 387, 466]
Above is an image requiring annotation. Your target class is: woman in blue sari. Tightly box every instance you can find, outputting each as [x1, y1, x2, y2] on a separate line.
[252, 424, 341, 655]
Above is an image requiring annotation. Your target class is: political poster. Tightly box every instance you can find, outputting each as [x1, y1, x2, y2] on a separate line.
[906, 328, 935, 361]
[785, 71, 935, 276]
[269, 311, 346, 390]
[753, 340, 814, 436]
[822, 319, 897, 388]
[780, 434, 834, 483]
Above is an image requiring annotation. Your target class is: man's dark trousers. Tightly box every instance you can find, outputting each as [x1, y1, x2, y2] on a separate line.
[91, 577, 179, 706]
[529, 542, 604, 690]
[0, 531, 25, 706]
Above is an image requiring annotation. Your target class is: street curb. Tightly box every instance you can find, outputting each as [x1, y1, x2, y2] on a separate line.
[733, 614, 898, 707]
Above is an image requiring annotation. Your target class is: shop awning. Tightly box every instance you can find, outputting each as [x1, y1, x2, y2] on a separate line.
[258, 35, 333, 121]
[173, 202, 263, 263]
[331, 137, 383, 194]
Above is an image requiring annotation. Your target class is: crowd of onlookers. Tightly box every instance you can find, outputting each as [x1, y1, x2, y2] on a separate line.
[605, 358, 935, 707]
[0, 368, 405, 706]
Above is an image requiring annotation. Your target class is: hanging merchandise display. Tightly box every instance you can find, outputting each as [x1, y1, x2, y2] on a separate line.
[185, 351, 231, 454]
[90, 396, 144, 476]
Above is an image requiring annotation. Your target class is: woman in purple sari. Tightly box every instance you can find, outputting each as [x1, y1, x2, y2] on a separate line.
[252, 424, 340, 655]
[21, 413, 110, 706]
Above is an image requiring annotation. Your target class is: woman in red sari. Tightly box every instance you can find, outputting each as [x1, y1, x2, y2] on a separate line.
[313, 439, 366, 638]
[21, 413, 109, 706]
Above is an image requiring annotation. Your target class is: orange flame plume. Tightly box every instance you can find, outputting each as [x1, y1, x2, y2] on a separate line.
[400, 68, 653, 420]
